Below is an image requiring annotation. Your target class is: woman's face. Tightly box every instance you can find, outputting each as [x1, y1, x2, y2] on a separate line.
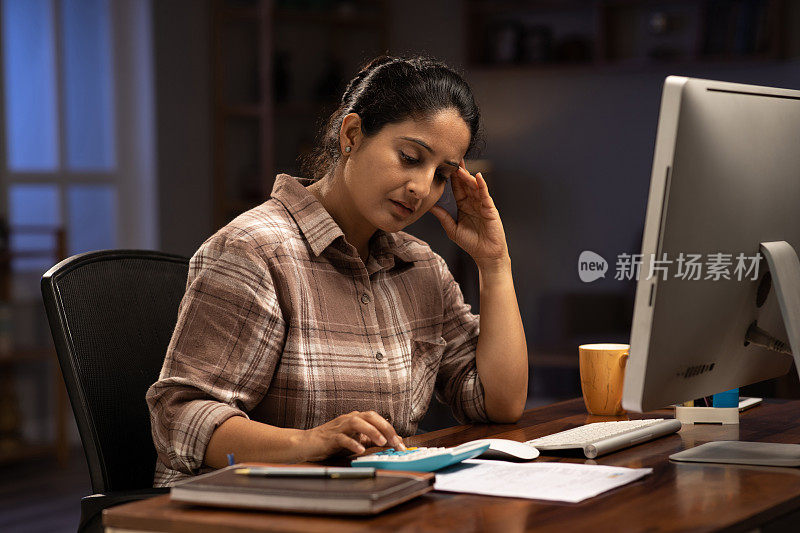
[340, 108, 471, 234]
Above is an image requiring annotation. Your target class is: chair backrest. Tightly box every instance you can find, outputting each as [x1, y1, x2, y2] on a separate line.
[41, 250, 189, 493]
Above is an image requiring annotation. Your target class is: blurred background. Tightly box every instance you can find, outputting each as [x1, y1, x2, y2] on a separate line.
[1, 0, 800, 530]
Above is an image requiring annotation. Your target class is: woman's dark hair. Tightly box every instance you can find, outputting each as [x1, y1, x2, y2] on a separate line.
[300, 55, 482, 181]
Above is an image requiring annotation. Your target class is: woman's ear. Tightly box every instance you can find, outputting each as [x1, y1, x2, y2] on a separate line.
[339, 113, 362, 154]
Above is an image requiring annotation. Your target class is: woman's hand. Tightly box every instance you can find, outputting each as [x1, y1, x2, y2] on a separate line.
[430, 161, 509, 269]
[302, 411, 405, 461]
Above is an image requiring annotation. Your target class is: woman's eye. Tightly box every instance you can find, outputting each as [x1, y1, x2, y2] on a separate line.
[400, 151, 448, 182]
[400, 151, 419, 164]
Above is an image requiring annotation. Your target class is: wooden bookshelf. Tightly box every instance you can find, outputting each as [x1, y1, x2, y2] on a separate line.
[211, 0, 389, 229]
[466, 0, 788, 71]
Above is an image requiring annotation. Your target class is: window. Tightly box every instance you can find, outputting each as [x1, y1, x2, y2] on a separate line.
[1, 0, 155, 294]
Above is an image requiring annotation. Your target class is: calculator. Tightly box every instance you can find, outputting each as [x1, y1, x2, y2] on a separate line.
[350, 441, 490, 472]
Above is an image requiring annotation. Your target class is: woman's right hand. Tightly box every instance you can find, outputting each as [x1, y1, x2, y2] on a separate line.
[302, 411, 406, 461]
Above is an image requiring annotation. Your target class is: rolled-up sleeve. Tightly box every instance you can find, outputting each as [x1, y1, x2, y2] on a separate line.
[431, 254, 488, 424]
[146, 235, 286, 476]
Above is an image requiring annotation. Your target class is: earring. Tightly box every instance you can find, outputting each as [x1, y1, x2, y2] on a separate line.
[344, 146, 351, 153]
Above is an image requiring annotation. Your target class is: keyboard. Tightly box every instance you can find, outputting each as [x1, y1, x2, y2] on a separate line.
[351, 441, 490, 472]
[525, 418, 682, 459]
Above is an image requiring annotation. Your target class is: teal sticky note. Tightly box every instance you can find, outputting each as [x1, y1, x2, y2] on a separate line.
[713, 388, 739, 408]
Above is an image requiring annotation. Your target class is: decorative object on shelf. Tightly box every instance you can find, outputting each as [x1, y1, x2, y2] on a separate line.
[648, 11, 670, 35]
[521, 25, 553, 64]
[487, 20, 524, 64]
[639, 6, 696, 62]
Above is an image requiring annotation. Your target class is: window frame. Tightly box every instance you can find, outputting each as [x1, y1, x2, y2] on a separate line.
[0, 0, 156, 278]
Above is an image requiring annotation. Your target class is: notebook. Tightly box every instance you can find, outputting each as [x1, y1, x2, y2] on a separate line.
[170, 464, 434, 515]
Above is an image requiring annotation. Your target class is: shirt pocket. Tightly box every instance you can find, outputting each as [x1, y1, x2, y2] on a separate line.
[408, 337, 446, 424]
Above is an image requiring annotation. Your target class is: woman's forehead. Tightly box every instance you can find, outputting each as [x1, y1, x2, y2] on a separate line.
[384, 110, 470, 157]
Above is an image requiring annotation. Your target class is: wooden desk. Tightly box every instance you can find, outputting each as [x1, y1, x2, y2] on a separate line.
[104, 398, 800, 532]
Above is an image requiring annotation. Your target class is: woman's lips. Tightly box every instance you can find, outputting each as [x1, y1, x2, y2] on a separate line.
[390, 200, 413, 217]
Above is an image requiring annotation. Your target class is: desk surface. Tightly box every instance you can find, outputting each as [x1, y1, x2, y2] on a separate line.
[104, 398, 800, 532]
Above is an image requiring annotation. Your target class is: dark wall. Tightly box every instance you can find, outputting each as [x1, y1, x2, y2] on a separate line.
[468, 61, 800, 354]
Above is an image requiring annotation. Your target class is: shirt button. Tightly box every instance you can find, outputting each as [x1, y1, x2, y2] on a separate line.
[361, 293, 371, 304]
[375, 352, 384, 361]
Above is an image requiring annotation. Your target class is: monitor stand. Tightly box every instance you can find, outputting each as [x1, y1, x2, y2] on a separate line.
[671, 241, 800, 467]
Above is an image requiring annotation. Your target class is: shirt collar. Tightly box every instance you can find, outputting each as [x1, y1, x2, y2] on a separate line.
[370, 230, 426, 265]
[270, 174, 344, 257]
[270, 174, 424, 264]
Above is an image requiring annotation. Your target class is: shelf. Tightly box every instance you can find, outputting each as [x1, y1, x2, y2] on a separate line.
[469, 0, 599, 14]
[219, 4, 384, 26]
[468, 56, 787, 75]
[212, 0, 388, 229]
[218, 6, 261, 22]
[466, 0, 785, 72]
[274, 8, 383, 26]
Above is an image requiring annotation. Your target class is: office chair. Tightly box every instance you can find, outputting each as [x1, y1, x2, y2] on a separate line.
[41, 250, 189, 533]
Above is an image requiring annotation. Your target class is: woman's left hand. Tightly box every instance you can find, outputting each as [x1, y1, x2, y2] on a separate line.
[429, 161, 510, 268]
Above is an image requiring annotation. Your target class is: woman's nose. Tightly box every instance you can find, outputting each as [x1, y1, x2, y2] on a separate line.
[407, 170, 433, 199]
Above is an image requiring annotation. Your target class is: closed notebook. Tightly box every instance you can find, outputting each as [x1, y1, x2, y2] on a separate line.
[170, 464, 434, 515]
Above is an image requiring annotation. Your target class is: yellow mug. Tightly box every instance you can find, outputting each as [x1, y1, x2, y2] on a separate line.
[578, 343, 630, 416]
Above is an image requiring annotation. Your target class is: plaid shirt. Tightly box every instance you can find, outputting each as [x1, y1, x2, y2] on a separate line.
[146, 174, 486, 486]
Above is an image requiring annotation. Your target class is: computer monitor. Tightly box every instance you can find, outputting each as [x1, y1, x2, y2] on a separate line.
[622, 76, 800, 417]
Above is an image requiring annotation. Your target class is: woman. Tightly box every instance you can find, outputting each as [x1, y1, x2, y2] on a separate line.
[147, 56, 527, 486]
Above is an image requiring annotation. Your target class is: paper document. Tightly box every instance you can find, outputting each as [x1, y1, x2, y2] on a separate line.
[434, 459, 652, 503]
